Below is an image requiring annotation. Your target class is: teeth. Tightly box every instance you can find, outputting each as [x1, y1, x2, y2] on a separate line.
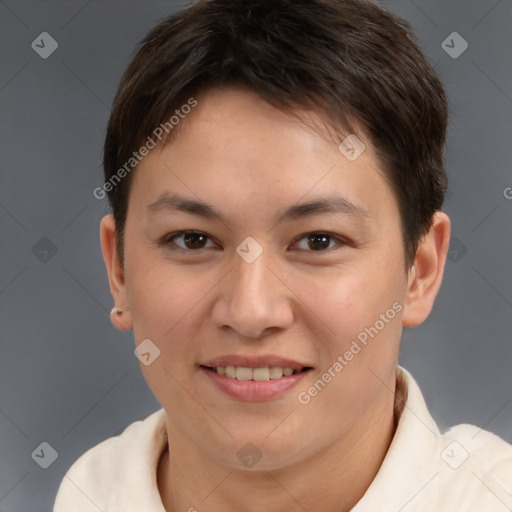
[235, 367, 253, 381]
[214, 366, 300, 381]
[269, 366, 284, 379]
[253, 367, 270, 381]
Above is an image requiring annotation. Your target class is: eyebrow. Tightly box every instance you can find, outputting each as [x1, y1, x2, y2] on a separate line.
[146, 192, 370, 223]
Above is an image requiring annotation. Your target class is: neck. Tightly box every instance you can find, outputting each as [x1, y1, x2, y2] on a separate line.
[158, 378, 397, 512]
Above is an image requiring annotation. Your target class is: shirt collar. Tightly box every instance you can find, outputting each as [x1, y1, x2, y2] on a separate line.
[351, 366, 441, 511]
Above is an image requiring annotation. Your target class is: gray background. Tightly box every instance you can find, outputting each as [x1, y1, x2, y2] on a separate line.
[0, 0, 511, 510]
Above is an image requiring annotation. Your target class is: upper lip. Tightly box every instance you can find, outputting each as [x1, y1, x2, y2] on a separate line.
[201, 355, 312, 371]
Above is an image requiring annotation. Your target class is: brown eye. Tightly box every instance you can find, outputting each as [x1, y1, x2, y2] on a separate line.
[307, 233, 331, 251]
[164, 231, 215, 250]
[293, 232, 345, 252]
[183, 232, 208, 249]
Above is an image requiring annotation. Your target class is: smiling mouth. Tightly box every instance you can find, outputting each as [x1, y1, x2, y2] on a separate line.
[201, 365, 313, 381]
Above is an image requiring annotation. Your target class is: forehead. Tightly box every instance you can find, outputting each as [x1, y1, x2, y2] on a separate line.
[130, 88, 400, 228]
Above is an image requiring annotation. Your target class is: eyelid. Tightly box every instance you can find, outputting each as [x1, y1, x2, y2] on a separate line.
[290, 232, 349, 252]
[161, 230, 350, 252]
[162, 230, 218, 250]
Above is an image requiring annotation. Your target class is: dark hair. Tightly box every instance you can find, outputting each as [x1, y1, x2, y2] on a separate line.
[103, 0, 448, 268]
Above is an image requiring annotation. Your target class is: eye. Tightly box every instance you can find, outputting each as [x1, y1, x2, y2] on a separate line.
[292, 232, 346, 252]
[161, 231, 348, 253]
[163, 231, 217, 251]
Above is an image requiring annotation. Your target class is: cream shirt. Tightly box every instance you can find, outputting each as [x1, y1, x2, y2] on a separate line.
[53, 367, 512, 511]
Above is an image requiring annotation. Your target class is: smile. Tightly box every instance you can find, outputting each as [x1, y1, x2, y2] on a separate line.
[202, 365, 310, 381]
[200, 364, 313, 401]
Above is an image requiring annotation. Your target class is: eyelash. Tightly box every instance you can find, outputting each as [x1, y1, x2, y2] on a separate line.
[160, 230, 349, 253]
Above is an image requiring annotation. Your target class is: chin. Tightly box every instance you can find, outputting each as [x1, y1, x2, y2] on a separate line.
[212, 435, 308, 472]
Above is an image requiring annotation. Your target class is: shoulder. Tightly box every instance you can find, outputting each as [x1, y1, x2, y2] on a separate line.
[438, 422, 512, 501]
[53, 409, 167, 512]
[428, 424, 512, 512]
[393, 368, 512, 509]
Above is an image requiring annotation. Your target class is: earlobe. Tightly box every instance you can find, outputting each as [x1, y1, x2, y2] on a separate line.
[402, 211, 451, 327]
[99, 214, 133, 331]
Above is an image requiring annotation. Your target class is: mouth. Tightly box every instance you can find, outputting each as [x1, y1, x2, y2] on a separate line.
[199, 356, 314, 401]
[200, 365, 313, 381]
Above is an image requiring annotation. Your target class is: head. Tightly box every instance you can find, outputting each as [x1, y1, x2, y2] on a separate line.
[100, 0, 450, 470]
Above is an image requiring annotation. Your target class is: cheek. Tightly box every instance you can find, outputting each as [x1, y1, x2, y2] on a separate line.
[294, 264, 402, 353]
[291, 263, 403, 411]
[125, 250, 212, 361]
[124, 254, 217, 414]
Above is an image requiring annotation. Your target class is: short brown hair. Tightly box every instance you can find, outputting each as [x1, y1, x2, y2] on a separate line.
[103, 0, 448, 267]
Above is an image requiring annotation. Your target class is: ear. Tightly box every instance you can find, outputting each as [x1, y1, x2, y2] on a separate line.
[402, 211, 451, 327]
[100, 214, 133, 331]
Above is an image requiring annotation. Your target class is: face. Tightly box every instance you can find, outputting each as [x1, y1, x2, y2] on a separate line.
[112, 88, 412, 469]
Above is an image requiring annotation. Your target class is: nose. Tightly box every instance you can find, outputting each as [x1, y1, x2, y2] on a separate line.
[211, 247, 294, 339]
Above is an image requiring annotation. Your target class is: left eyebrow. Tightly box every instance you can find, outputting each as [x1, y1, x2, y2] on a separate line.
[279, 195, 370, 222]
[146, 192, 370, 223]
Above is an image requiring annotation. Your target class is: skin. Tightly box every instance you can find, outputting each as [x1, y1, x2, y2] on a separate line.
[100, 87, 450, 512]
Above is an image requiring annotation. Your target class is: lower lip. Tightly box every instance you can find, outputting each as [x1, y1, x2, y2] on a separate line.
[200, 366, 312, 401]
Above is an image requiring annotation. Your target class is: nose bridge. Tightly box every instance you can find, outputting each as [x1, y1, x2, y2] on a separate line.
[231, 234, 272, 294]
[232, 247, 274, 310]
